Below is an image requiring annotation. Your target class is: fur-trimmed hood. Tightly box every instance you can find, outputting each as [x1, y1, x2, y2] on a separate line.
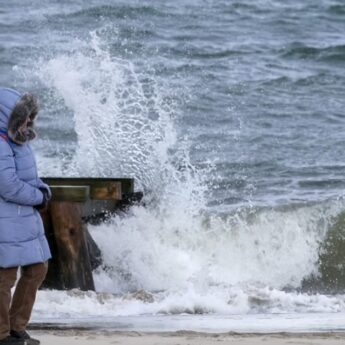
[0, 87, 38, 144]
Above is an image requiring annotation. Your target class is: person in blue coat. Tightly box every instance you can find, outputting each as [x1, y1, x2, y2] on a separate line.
[0, 88, 52, 345]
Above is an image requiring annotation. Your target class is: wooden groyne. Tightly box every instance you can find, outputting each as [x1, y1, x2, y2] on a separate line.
[39, 177, 142, 291]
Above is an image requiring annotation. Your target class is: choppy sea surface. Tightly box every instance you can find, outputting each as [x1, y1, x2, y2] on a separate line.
[1, 0, 345, 332]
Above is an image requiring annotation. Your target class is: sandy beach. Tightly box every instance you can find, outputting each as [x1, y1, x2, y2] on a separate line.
[30, 330, 345, 345]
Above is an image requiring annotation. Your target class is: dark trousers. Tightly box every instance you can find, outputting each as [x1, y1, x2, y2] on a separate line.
[0, 262, 47, 340]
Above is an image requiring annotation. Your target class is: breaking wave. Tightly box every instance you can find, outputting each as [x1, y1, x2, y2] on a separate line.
[30, 29, 345, 321]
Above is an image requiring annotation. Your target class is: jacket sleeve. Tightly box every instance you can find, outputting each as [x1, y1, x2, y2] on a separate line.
[0, 140, 44, 206]
[36, 178, 52, 200]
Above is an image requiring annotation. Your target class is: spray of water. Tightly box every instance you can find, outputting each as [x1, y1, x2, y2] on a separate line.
[32, 29, 345, 317]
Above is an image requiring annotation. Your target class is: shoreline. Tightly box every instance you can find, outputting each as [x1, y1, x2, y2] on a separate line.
[30, 330, 345, 345]
[28, 324, 345, 335]
[28, 312, 345, 334]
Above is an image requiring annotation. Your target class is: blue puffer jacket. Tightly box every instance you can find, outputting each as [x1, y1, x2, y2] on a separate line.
[0, 87, 51, 268]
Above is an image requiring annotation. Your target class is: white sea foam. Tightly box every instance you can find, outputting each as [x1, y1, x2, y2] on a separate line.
[33, 283, 345, 320]
[90, 201, 343, 294]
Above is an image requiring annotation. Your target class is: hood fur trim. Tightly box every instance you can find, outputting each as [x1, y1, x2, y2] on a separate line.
[7, 93, 38, 145]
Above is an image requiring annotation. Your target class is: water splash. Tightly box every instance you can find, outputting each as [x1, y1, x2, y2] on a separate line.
[37, 32, 183, 192]
[90, 201, 341, 295]
[32, 29, 345, 317]
[33, 198, 345, 321]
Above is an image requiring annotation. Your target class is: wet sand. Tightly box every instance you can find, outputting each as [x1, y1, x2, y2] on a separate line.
[30, 330, 345, 345]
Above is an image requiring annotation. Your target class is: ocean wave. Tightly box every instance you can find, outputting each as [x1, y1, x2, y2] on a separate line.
[167, 46, 244, 60]
[49, 4, 169, 21]
[298, 179, 345, 189]
[89, 200, 345, 294]
[281, 42, 345, 63]
[327, 5, 345, 15]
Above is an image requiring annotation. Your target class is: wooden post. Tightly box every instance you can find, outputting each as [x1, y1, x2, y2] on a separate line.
[49, 201, 95, 291]
[40, 179, 127, 291]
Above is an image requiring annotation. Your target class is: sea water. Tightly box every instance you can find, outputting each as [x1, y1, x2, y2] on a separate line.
[1, 0, 345, 332]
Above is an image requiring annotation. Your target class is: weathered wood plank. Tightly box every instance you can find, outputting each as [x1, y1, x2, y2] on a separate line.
[50, 185, 90, 202]
[90, 181, 121, 200]
[42, 177, 134, 195]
